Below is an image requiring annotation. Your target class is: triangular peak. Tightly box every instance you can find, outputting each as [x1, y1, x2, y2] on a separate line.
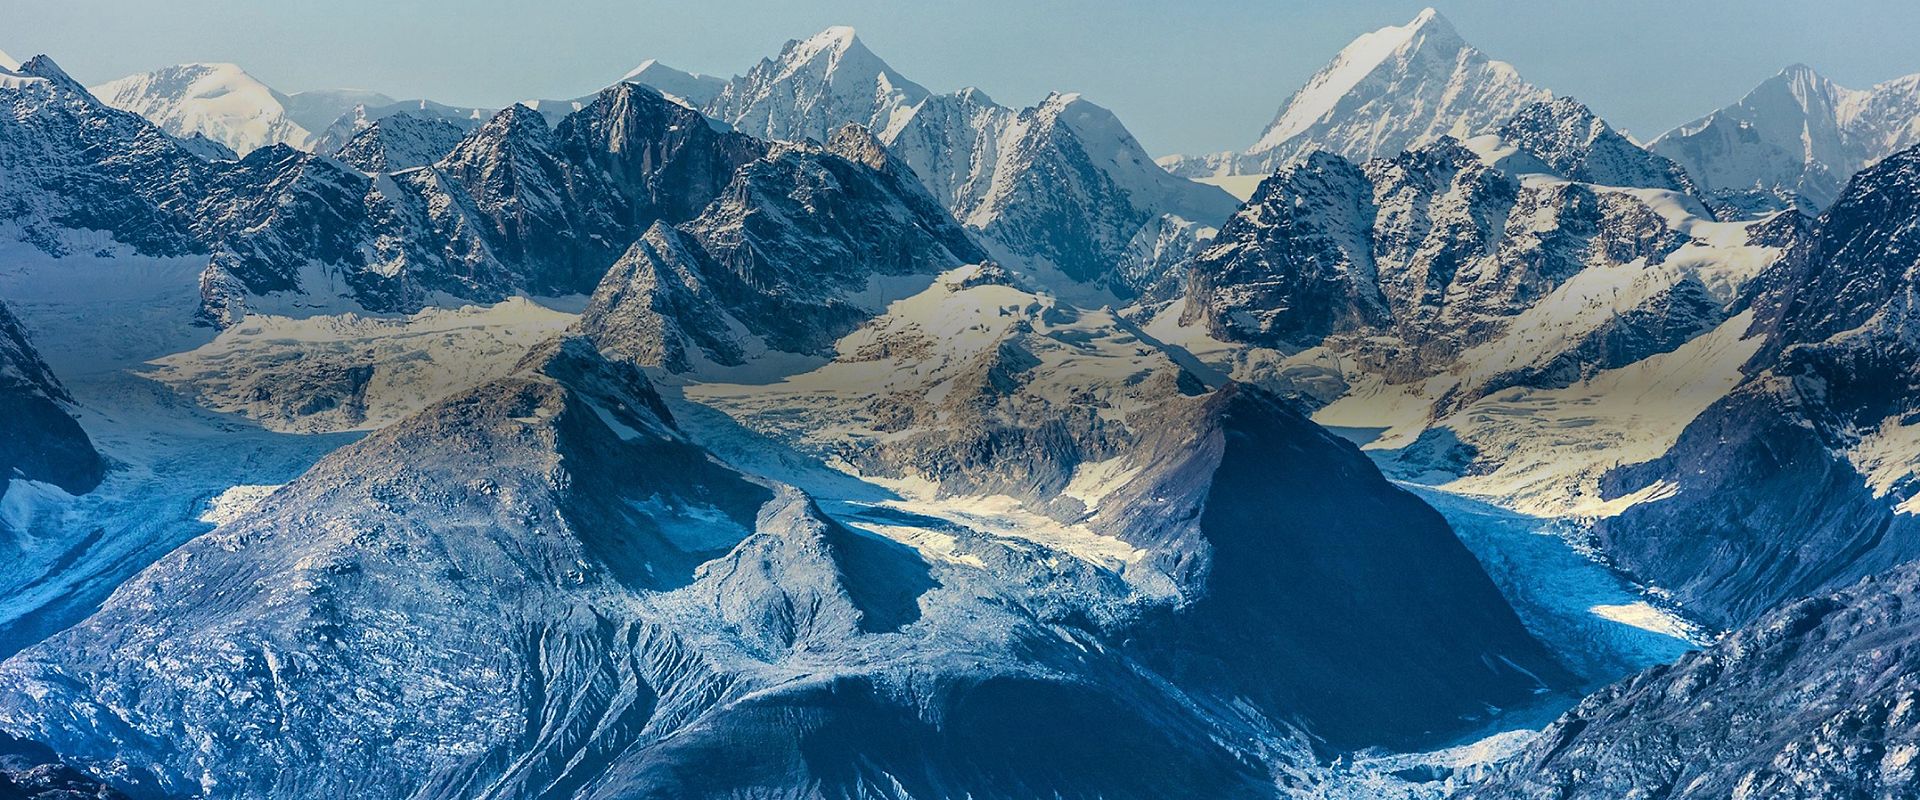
[1250, 6, 1480, 154]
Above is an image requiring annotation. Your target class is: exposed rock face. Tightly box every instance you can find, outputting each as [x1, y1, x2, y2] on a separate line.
[302, 98, 488, 156]
[0, 731, 126, 800]
[3, 62, 780, 324]
[616, 26, 1237, 299]
[1160, 8, 1549, 179]
[578, 127, 986, 372]
[1652, 64, 1920, 212]
[1180, 100, 1735, 413]
[0, 57, 212, 258]
[0, 300, 102, 497]
[1463, 563, 1920, 800]
[1495, 98, 1700, 198]
[1597, 143, 1920, 628]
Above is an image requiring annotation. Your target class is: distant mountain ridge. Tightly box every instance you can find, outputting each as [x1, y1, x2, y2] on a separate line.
[1652, 63, 1920, 212]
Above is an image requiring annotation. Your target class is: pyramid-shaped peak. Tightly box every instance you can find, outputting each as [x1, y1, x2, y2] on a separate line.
[12, 55, 88, 94]
[1399, 6, 1465, 48]
[1409, 7, 1449, 30]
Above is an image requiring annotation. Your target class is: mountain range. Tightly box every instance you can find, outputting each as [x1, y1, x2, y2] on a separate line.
[2, 8, 1920, 799]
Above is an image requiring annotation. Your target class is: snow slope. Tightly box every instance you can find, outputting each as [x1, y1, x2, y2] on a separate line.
[90, 63, 310, 155]
[1161, 8, 1548, 178]
[1653, 64, 1920, 211]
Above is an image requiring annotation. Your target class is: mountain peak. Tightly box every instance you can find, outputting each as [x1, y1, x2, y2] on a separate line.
[1248, 6, 1491, 156]
[1408, 7, 1454, 34]
[708, 25, 928, 143]
[621, 58, 662, 80]
[787, 25, 864, 65]
[13, 55, 88, 95]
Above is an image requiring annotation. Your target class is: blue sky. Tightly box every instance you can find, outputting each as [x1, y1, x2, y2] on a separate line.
[10, 0, 1919, 156]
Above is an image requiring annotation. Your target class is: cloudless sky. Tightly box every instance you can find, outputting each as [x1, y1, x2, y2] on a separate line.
[8, 0, 1920, 156]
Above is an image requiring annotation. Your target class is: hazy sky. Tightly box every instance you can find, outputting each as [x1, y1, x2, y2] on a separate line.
[9, 0, 1920, 156]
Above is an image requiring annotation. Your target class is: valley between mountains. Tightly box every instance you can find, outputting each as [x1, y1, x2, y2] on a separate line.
[2, 8, 1919, 799]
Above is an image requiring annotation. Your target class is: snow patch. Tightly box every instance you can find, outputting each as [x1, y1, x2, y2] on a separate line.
[198, 484, 283, 526]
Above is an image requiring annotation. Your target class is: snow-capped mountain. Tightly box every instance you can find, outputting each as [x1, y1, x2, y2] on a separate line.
[91, 62, 488, 157]
[1161, 8, 1548, 179]
[882, 89, 1239, 296]
[1148, 96, 1786, 531]
[1464, 561, 1920, 799]
[1652, 64, 1920, 212]
[12, 13, 1920, 799]
[1, 63, 777, 323]
[687, 261, 1571, 746]
[707, 26, 928, 144]
[89, 63, 314, 156]
[606, 27, 1237, 299]
[0, 56, 216, 257]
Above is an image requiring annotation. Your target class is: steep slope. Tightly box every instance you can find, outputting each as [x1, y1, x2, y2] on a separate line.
[0, 299, 102, 498]
[1595, 142, 1920, 628]
[1652, 64, 1920, 212]
[1178, 99, 1742, 409]
[689, 264, 1572, 749]
[1464, 563, 1920, 800]
[637, 26, 1237, 299]
[89, 62, 310, 155]
[0, 56, 214, 258]
[899, 91, 1238, 296]
[1161, 8, 1548, 179]
[0, 337, 1281, 800]
[706, 26, 928, 144]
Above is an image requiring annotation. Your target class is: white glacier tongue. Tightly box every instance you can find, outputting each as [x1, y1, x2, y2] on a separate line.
[0, 48, 17, 71]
